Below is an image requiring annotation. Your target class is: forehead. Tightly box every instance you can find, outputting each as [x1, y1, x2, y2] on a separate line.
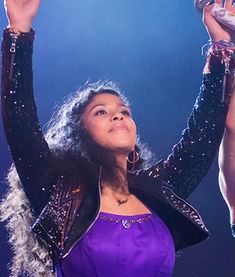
[87, 93, 126, 108]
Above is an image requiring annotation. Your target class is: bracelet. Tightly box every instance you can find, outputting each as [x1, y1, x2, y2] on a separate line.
[7, 27, 21, 36]
[231, 224, 235, 238]
[202, 40, 235, 75]
[202, 40, 235, 56]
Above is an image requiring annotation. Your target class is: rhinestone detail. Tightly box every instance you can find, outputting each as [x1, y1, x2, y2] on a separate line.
[99, 214, 152, 229]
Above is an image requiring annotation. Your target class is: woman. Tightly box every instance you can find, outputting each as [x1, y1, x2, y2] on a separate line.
[1, 0, 235, 276]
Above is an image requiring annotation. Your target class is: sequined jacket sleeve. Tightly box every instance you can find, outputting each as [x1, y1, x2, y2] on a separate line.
[1, 30, 53, 215]
[163, 56, 233, 199]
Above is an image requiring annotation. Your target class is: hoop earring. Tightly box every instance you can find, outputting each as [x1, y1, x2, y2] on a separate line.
[127, 150, 140, 164]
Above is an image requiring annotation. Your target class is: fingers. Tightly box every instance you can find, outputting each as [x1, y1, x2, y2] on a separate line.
[225, 0, 234, 9]
[225, 0, 235, 13]
[214, 0, 223, 6]
[214, 0, 235, 12]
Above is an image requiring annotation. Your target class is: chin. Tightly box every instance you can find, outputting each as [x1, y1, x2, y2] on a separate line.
[98, 138, 135, 154]
[111, 144, 134, 154]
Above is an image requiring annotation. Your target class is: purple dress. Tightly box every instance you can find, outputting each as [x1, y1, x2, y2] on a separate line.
[56, 211, 175, 277]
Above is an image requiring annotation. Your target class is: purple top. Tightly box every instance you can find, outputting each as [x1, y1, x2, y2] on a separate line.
[56, 211, 175, 277]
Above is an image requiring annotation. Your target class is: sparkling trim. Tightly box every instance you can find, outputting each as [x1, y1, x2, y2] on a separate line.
[99, 214, 152, 229]
[33, 182, 84, 251]
[162, 186, 208, 232]
[231, 224, 235, 237]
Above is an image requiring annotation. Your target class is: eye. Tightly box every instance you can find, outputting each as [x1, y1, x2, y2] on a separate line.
[94, 109, 107, 116]
[121, 109, 131, 116]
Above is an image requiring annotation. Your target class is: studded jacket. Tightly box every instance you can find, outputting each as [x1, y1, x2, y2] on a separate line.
[1, 29, 234, 260]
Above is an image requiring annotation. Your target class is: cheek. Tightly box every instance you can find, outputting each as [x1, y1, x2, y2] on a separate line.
[133, 129, 137, 147]
[132, 121, 137, 139]
[85, 119, 107, 142]
[126, 120, 137, 149]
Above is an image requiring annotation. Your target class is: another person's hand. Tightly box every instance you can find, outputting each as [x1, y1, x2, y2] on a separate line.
[4, 0, 41, 32]
[203, 0, 235, 41]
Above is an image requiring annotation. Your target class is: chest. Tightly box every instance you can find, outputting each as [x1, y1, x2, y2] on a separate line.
[56, 211, 175, 277]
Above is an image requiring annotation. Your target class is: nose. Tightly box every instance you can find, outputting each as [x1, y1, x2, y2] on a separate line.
[111, 113, 123, 121]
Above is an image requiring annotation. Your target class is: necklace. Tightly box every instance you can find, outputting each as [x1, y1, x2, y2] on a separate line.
[102, 183, 130, 206]
[116, 197, 128, 206]
[113, 193, 130, 206]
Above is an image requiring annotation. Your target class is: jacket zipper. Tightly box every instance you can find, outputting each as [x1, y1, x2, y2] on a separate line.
[9, 32, 20, 80]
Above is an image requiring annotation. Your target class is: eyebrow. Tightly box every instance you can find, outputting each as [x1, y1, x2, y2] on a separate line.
[88, 103, 129, 113]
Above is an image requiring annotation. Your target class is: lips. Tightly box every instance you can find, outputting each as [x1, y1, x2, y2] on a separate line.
[110, 123, 129, 132]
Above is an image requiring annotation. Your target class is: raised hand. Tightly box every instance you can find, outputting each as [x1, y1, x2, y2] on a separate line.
[4, 0, 41, 32]
[203, 0, 235, 41]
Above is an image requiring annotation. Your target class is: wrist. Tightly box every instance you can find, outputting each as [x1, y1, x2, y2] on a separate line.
[208, 33, 234, 43]
[7, 21, 32, 33]
[202, 40, 235, 75]
[209, 40, 235, 50]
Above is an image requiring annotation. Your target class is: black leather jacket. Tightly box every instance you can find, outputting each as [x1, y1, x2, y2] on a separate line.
[1, 29, 233, 260]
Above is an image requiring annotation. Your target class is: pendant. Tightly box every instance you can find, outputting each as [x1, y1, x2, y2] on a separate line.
[122, 220, 131, 229]
[117, 198, 128, 206]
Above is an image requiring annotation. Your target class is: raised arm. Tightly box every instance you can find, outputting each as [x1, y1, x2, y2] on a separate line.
[218, 89, 235, 237]
[163, 0, 235, 198]
[4, 0, 40, 32]
[1, 0, 53, 214]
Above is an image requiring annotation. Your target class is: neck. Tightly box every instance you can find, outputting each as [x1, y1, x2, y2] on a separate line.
[102, 185, 130, 198]
[102, 153, 129, 194]
[102, 172, 129, 193]
[99, 152, 129, 193]
[115, 153, 128, 172]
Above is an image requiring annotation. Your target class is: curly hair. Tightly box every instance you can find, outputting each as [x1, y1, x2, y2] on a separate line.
[0, 165, 55, 277]
[0, 81, 155, 276]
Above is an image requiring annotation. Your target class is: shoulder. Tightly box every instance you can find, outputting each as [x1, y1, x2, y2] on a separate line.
[129, 160, 164, 178]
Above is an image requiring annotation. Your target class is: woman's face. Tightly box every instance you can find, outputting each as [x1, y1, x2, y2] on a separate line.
[82, 93, 136, 155]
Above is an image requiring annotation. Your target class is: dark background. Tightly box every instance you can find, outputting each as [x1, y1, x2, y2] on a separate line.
[0, 1, 235, 276]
